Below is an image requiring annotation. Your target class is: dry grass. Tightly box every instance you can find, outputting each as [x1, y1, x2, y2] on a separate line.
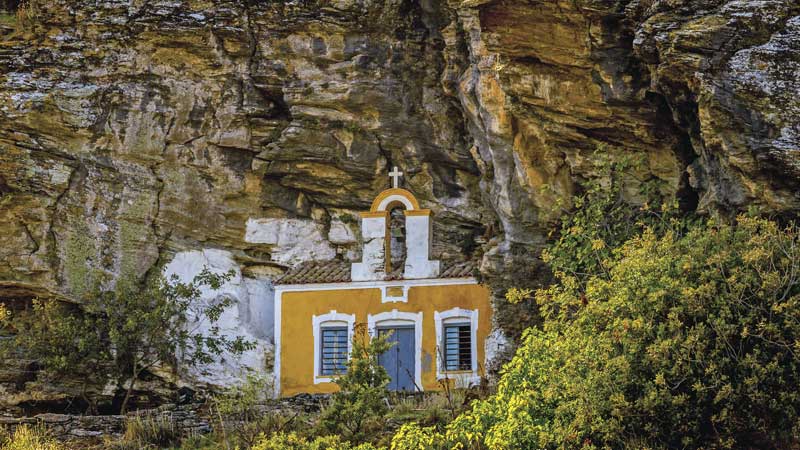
[7, 0, 43, 33]
[104, 415, 181, 450]
[0, 425, 66, 450]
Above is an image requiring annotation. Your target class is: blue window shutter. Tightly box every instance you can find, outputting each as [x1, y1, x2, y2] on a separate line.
[443, 323, 472, 371]
[320, 327, 348, 375]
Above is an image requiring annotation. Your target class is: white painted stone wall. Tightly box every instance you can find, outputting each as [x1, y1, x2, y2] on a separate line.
[164, 249, 274, 387]
[244, 218, 336, 266]
[351, 215, 386, 281]
[484, 328, 511, 375]
[328, 219, 357, 245]
[403, 214, 440, 279]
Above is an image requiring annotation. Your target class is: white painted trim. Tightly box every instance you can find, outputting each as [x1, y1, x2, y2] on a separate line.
[381, 285, 409, 303]
[367, 309, 423, 392]
[273, 290, 282, 397]
[376, 194, 416, 212]
[434, 307, 480, 386]
[312, 310, 356, 384]
[274, 277, 477, 292]
[373, 319, 415, 327]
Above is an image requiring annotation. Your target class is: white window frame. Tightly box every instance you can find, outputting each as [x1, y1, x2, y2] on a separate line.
[434, 308, 479, 386]
[367, 309, 423, 391]
[380, 285, 409, 303]
[312, 310, 355, 384]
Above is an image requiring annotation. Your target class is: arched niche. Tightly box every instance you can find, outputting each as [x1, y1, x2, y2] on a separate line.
[388, 204, 407, 273]
[370, 188, 420, 212]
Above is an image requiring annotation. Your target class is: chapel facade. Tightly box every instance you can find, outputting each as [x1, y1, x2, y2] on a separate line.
[272, 173, 492, 397]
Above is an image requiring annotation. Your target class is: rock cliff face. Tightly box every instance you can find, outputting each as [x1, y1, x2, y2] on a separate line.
[0, 0, 798, 406]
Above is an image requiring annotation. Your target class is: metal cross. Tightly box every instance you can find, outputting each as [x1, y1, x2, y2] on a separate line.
[389, 166, 403, 188]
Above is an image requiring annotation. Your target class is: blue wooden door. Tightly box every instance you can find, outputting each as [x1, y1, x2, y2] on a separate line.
[378, 327, 416, 392]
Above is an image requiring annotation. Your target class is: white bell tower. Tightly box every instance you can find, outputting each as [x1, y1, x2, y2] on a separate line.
[351, 169, 440, 281]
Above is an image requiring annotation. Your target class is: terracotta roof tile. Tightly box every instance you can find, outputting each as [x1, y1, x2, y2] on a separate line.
[275, 260, 350, 285]
[440, 261, 477, 278]
[274, 260, 476, 285]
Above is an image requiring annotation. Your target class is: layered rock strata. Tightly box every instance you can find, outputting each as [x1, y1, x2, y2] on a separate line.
[0, 0, 797, 409]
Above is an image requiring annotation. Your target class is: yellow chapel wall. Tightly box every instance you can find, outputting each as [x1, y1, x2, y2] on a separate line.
[278, 283, 491, 397]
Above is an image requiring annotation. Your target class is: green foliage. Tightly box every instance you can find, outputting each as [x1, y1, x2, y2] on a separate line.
[100, 269, 256, 413]
[1, 299, 112, 408]
[401, 215, 800, 449]
[540, 152, 681, 292]
[1, 268, 255, 413]
[211, 373, 302, 449]
[0, 13, 15, 26]
[164, 373, 470, 450]
[251, 432, 381, 450]
[390, 424, 449, 450]
[4, 301, 108, 377]
[504, 287, 532, 305]
[170, 368, 463, 450]
[386, 391, 465, 428]
[318, 324, 393, 444]
[392, 155, 800, 449]
[213, 373, 272, 420]
[0, 426, 65, 450]
[175, 434, 223, 450]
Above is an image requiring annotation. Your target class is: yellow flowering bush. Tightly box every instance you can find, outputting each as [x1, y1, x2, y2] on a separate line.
[394, 215, 800, 449]
[394, 154, 800, 448]
[251, 433, 380, 450]
[390, 424, 449, 450]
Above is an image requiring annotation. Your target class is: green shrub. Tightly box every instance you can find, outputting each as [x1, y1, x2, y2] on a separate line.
[390, 424, 449, 450]
[540, 152, 681, 292]
[392, 152, 800, 448]
[0, 268, 255, 414]
[318, 324, 392, 444]
[211, 373, 305, 449]
[394, 215, 800, 449]
[0, 298, 111, 412]
[252, 432, 381, 450]
[0, 425, 65, 450]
